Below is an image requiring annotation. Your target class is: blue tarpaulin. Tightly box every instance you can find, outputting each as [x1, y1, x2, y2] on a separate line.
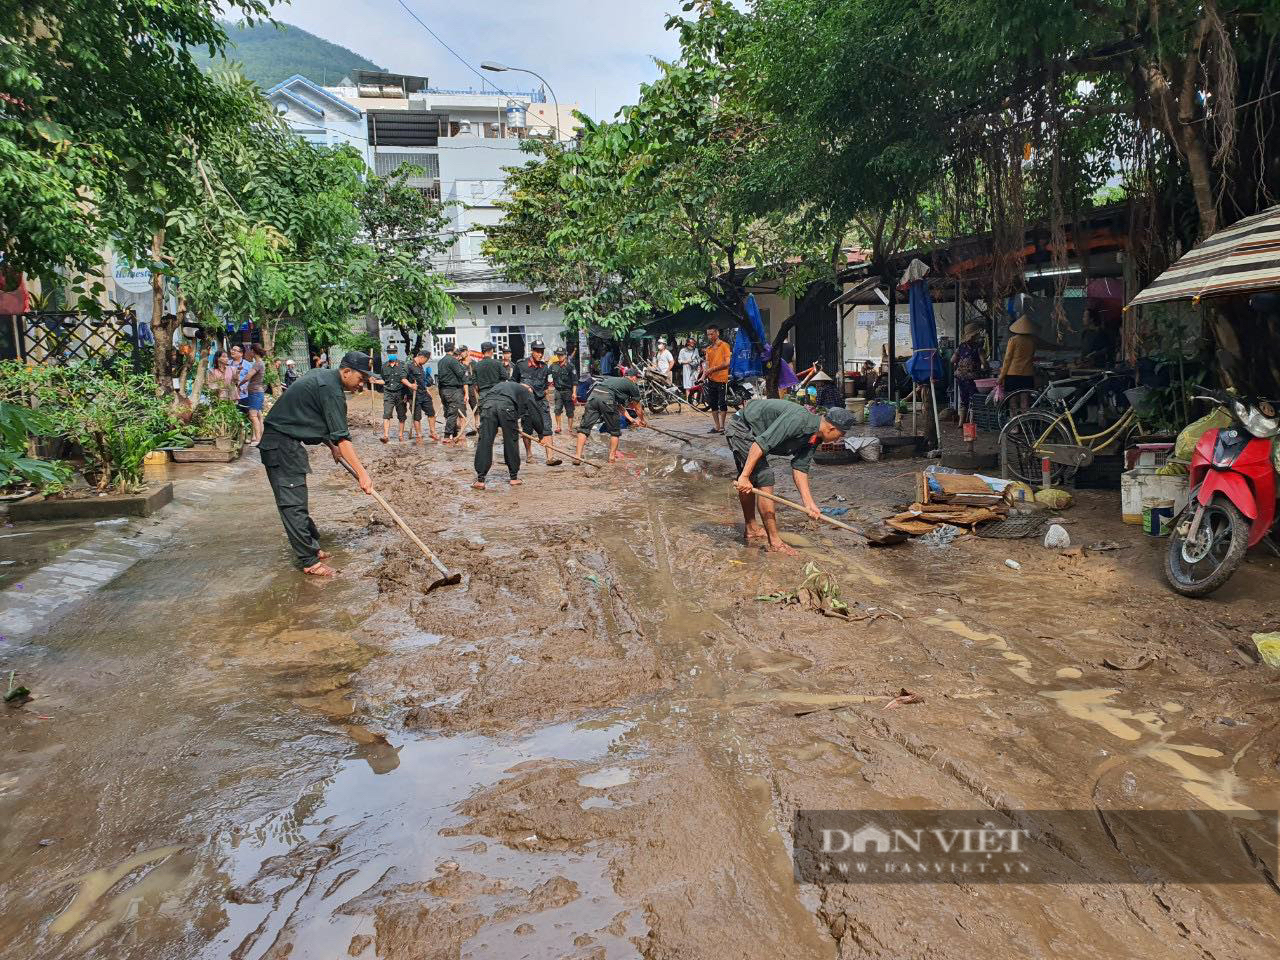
[730, 294, 767, 379]
[904, 280, 941, 383]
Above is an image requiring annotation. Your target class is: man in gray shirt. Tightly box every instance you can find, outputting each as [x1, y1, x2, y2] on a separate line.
[726, 399, 856, 554]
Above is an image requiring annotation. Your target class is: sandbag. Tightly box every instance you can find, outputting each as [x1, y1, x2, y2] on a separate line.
[1035, 488, 1074, 509]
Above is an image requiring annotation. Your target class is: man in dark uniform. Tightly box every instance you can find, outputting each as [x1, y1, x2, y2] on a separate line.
[575, 373, 647, 464]
[726, 399, 855, 555]
[376, 347, 414, 443]
[471, 341, 507, 401]
[259, 351, 374, 577]
[551, 346, 577, 434]
[408, 348, 439, 443]
[436, 344, 468, 444]
[513, 339, 560, 465]
[500, 347, 515, 380]
[472, 381, 554, 490]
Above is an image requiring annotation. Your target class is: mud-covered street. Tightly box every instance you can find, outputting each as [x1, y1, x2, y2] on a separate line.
[2, 399, 1279, 960]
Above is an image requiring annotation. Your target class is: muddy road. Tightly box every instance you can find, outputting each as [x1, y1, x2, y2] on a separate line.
[2, 400, 1278, 959]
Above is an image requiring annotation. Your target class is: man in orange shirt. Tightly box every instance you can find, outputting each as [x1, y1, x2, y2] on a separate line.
[703, 324, 732, 433]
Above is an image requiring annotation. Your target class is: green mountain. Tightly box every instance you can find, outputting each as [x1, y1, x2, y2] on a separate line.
[194, 21, 384, 90]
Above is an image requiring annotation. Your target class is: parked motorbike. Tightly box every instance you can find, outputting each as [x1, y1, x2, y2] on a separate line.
[1164, 388, 1280, 597]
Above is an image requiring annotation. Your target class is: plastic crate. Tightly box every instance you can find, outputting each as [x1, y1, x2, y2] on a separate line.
[972, 400, 1008, 433]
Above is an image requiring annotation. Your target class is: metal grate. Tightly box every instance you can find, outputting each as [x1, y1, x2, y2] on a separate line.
[976, 512, 1052, 539]
[373, 150, 440, 179]
[2, 311, 145, 369]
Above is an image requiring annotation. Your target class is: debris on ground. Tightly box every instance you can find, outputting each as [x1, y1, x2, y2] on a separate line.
[1043, 523, 1071, 549]
[919, 523, 965, 549]
[1087, 540, 1126, 552]
[884, 688, 923, 710]
[820, 506, 850, 517]
[917, 467, 1011, 506]
[1102, 655, 1154, 671]
[4, 670, 31, 705]
[1251, 632, 1280, 668]
[1004, 559, 1021, 570]
[756, 563, 850, 619]
[887, 502, 1008, 536]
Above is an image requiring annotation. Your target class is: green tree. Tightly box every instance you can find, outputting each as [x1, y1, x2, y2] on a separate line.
[0, 0, 270, 283]
[351, 168, 455, 355]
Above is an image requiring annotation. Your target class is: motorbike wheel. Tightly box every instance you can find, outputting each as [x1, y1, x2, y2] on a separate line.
[1164, 497, 1251, 597]
[647, 392, 667, 414]
[690, 394, 710, 413]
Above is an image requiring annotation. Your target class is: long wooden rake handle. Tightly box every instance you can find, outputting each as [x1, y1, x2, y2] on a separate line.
[749, 486, 868, 540]
[517, 431, 605, 469]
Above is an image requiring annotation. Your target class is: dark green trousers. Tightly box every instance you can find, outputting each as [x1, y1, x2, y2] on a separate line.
[260, 433, 321, 568]
[474, 398, 521, 481]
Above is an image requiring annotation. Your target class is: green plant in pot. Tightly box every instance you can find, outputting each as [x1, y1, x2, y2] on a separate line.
[194, 400, 246, 450]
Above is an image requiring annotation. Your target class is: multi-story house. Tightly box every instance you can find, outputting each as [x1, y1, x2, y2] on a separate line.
[268, 69, 582, 362]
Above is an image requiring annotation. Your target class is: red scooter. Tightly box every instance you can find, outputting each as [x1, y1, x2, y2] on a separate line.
[1165, 389, 1280, 596]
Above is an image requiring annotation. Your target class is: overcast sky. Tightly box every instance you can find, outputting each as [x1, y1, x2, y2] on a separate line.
[274, 0, 683, 120]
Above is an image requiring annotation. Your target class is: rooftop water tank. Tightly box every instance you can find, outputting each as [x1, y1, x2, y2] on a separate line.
[505, 103, 526, 129]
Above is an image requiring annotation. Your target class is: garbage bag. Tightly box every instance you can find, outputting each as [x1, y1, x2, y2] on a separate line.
[1172, 408, 1233, 463]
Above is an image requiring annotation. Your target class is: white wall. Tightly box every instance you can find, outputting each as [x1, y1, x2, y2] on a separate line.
[840, 301, 961, 365]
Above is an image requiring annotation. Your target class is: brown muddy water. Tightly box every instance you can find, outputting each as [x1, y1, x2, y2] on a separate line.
[1, 402, 1278, 959]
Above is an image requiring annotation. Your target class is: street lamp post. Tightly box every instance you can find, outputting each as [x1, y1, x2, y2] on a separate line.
[480, 61, 561, 142]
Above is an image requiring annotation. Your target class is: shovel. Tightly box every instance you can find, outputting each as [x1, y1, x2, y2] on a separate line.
[749, 487, 907, 547]
[642, 422, 692, 445]
[334, 454, 462, 591]
[518, 431, 604, 470]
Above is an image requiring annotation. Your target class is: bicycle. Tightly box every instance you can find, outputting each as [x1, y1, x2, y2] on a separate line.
[999, 371, 1145, 485]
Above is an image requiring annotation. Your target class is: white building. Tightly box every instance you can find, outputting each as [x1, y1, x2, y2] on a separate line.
[267, 74, 369, 161]
[269, 69, 581, 361]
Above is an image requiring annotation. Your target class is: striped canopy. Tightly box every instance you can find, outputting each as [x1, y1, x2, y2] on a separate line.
[1128, 203, 1280, 308]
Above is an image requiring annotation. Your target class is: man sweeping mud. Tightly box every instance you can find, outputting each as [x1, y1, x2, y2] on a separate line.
[259, 351, 374, 576]
[472, 381, 554, 490]
[574, 373, 647, 464]
[727, 399, 856, 554]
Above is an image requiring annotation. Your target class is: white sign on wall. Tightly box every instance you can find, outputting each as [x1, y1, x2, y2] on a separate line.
[112, 254, 152, 294]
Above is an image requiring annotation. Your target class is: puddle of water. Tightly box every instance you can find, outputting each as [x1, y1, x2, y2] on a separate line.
[577, 766, 632, 789]
[925, 616, 1037, 684]
[204, 719, 636, 960]
[1039, 688, 1162, 741]
[1039, 688, 1260, 818]
[733, 649, 813, 675]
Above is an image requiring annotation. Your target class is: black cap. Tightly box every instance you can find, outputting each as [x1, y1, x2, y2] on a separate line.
[480, 341, 495, 353]
[339, 351, 372, 377]
[530, 339, 546, 351]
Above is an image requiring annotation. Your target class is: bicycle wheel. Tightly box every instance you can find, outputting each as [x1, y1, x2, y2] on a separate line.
[1000, 411, 1075, 485]
[998, 390, 1039, 420]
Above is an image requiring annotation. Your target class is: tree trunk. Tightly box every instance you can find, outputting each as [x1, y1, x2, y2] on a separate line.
[189, 339, 209, 408]
[1178, 124, 1218, 238]
[149, 230, 172, 397]
[261, 316, 281, 397]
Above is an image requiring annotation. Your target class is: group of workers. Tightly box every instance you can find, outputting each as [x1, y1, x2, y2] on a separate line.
[257, 349, 860, 575]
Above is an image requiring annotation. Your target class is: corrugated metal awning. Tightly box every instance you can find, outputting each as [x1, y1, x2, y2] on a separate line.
[1128, 204, 1280, 308]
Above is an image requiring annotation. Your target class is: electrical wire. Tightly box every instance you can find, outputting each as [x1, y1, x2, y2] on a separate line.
[385, 0, 567, 136]
[389, 0, 500, 94]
